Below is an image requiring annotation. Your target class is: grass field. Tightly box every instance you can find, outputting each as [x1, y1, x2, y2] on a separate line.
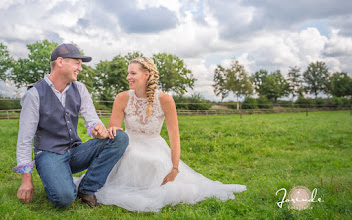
[0, 111, 351, 219]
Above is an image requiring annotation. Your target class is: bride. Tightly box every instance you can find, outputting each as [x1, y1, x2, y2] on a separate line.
[81, 57, 246, 212]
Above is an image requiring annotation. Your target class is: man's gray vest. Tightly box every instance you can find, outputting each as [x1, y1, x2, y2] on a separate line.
[33, 80, 82, 154]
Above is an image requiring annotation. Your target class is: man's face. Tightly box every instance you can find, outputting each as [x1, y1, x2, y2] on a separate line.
[61, 58, 82, 83]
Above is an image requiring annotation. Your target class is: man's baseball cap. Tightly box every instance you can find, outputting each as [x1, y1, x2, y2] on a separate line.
[51, 43, 92, 62]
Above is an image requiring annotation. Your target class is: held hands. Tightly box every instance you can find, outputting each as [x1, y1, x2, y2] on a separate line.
[92, 124, 123, 139]
[161, 168, 178, 185]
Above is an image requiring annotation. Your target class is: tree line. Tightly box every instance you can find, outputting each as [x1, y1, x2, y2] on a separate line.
[1, 40, 352, 110]
[0, 40, 195, 108]
[213, 59, 352, 107]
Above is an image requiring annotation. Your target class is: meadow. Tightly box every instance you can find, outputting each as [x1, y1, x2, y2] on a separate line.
[0, 111, 351, 219]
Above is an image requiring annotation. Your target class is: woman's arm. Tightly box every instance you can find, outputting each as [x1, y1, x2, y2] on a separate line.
[160, 92, 181, 185]
[107, 91, 129, 139]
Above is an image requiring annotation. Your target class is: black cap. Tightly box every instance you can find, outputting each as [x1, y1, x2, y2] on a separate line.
[51, 43, 92, 62]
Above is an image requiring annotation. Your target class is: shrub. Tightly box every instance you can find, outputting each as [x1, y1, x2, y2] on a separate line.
[257, 96, 272, 109]
[173, 94, 212, 110]
[222, 101, 238, 109]
[242, 97, 258, 109]
[295, 97, 316, 108]
[0, 98, 21, 110]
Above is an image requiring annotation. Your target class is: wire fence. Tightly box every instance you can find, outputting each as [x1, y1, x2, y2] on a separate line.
[1, 104, 351, 119]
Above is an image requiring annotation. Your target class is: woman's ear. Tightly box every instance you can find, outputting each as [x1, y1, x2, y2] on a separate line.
[145, 71, 150, 80]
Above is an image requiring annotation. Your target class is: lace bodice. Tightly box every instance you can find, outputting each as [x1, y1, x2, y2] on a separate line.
[124, 90, 165, 135]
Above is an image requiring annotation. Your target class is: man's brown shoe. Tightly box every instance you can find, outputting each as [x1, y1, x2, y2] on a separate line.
[77, 191, 99, 208]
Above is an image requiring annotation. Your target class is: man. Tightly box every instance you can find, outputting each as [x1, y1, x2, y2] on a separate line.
[14, 43, 129, 208]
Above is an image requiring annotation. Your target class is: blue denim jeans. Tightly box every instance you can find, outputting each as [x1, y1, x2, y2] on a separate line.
[35, 131, 129, 208]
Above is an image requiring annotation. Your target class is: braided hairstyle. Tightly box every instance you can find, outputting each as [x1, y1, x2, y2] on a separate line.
[129, 57, 159, 117]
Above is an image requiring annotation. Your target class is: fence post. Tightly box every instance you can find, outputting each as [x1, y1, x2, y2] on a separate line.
[239, 102, 242, 119]
[6, 110, 9, 119]
[350, 105, 352, 116]
[306, 104, 308, 117]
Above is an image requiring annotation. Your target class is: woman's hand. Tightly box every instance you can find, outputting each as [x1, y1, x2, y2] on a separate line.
[108, 126, 123, 139]
[161, 168, 178, 185]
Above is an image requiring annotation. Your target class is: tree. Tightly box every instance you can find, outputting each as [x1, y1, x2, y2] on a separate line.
[0, 43, 13, 81]
[252, 69, 268, 95]
[152, 53, 195, 95]
[212, 60, 252, 108]
[94, 55, 129, 103]
[93, 51, 144, 103]
[287, 66, 304, 100]
[213, 65, 229, 101]
[303, 61, 330, 98]
[10, 40, 58, 88]
[329, 72, 352, 97]
[77, 64, 96, 94]
[252, 69, 290, 102]
[225, 60, 253, 102]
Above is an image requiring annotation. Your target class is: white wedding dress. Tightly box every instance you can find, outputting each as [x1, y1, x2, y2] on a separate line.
[76, 90, 246, 212]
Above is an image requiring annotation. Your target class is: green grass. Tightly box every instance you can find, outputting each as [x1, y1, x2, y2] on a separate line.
[1, 111, 351, 219]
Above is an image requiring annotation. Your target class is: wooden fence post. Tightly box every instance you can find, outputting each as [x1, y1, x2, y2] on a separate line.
[240, 102, 242, 119]
[306, 104, 308, 117]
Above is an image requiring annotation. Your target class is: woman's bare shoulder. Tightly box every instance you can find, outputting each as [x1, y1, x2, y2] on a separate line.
[114, 91, 130, 108]
[158, 92, 176, 112]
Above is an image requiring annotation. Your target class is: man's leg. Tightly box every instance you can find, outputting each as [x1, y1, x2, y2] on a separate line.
[70, 130, 129, 195]
[35, 151, 76, 208]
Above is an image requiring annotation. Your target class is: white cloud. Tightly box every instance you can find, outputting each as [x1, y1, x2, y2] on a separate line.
[1, 0, 352, 100]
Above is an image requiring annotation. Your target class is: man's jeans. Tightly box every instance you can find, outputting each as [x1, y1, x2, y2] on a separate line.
[35, 131, 129, 208]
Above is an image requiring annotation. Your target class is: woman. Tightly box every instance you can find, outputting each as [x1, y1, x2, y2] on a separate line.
[94, 57, 246, 212]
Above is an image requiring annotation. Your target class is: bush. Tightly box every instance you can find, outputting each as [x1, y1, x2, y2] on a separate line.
[257, 96, 272, 109]
[0, 98, 21, 110]
[325, 97, 343, 107]
[222, 101, 238, 109]
[173, 94, 212, 110]
[295, 97, 316, 108]
[340, 97, 352, 106]
[314, 98, 325, 107]
[242, 97, 258, 109]
[93, 101, 113, 110]
[275, 100, 294, 108]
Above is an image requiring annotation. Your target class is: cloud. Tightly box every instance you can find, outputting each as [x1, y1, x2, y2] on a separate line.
[89, 0, 178, 33]
[0, 0, 352, 100]
[206, 0, 352, 40]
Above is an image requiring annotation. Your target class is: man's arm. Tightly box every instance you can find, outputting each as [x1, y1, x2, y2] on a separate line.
[14, 88, 40, 203]
[76, 82, 108, 138]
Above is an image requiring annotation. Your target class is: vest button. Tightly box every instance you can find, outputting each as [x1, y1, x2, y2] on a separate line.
[71, 138, 73, 141]
[67, 121, 70, 123]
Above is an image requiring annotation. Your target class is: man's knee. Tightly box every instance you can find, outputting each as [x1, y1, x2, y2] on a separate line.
[51, 188, 76, 208]
[112, 130, 129, 149]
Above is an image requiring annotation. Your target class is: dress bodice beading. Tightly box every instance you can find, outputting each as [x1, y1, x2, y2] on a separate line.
[124, 90, 165, 135]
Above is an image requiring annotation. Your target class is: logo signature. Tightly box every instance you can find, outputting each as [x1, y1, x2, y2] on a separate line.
[276, 186, 324, 210]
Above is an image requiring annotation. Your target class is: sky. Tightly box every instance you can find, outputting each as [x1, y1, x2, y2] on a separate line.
[1, 0, 352, 100]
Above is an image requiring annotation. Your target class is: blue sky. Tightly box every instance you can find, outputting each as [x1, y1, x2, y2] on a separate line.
[1, 0, 352, 100]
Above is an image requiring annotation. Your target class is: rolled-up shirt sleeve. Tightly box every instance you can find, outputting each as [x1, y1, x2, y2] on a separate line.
[76, 82, 105, 137]
[13, 88, 39, 174]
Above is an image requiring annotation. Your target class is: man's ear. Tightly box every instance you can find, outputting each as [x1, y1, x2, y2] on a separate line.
[56, 57, 64, 67]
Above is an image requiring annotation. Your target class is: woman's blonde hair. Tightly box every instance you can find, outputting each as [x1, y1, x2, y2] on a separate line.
[129, 57, 159, 116]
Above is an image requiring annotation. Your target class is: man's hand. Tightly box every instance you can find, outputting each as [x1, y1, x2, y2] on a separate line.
[92, 123, 109, 139]
[17, 174, 34, 204]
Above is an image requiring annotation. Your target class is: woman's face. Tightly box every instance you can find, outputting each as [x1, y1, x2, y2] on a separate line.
[126, 63, 150, 90]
